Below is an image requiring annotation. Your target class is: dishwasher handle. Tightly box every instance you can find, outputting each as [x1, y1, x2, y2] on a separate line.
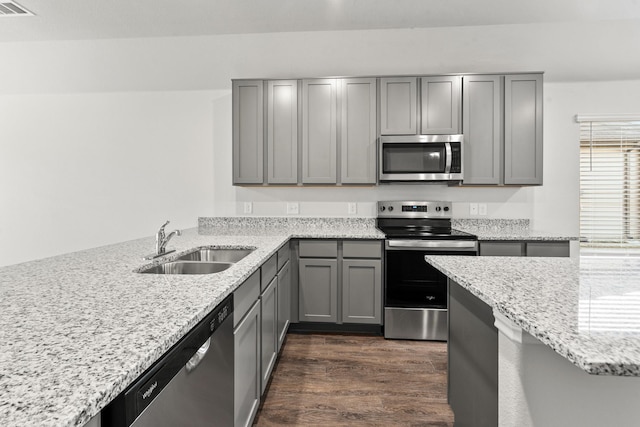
[185, 338, 211, 373]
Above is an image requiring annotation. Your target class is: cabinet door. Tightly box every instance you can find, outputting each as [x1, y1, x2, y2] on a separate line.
[233, 80, 264, 184]
[277, 260, 291, 351]
[462, 75, 502, 185]
[302, 79, 337, 184]
[420, 76, 461, 134]
[504, 74, 543, 185]
[298, 258, 338, 322]
[267, 80, 298, 184]
[340, 78, 377, 184]
[234, 301, 261, 427]
[342, 259, 382, 324]
[479, 241, 524, 256]
[379, 77, 418, 135]
[260, 277, 278, 394]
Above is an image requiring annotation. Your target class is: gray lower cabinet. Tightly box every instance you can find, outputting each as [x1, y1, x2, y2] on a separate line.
[298, 240, 382, 325]
[448, 279, 498, 426]
[234, 297, 261, 427]
[302, 79, 338, 184]
[259, 276, 278, 394]
[340, 78, 377, 184]
[479, 240, 570, 257]
[342, 259, 382, 324]
[298, 258, 339, 322]
[232, 80, 264, 184]
[462, 73, 543, 186]
[277, 260, 291, 351]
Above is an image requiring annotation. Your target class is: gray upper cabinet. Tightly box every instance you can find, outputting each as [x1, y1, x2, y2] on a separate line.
[420, 76, 462, 134]
[504, 74, 543, 185]
[233, 80, 264, 184]
[379, 77, 418, 135]
[302, 79, 338, 184]
[340, 78, 377, 184]
[462, 75, 502, 185]
[267, 80, 298, 184]
[462, 73, 543, 186]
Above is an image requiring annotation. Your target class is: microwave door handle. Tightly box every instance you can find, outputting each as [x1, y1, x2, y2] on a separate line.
[444, 143, 452, 174]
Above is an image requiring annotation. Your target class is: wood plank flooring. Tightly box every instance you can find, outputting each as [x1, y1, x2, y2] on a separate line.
[253, 333, 454, 427]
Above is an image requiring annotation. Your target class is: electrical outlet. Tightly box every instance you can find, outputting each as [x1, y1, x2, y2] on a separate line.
[348, 203, 357, 215]
[286, 202, 299, 215]
[469, 203, 478, 216]
[479, 203, 487, 216]
[243, 202, 252, 214]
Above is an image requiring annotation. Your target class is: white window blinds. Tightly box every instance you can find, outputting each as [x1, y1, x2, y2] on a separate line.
[579, 119, 640, 248]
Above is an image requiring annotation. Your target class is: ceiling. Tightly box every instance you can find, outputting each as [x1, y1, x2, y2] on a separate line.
[2, 0, 640, 43]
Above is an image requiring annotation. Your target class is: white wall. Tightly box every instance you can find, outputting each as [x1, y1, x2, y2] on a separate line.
[1, 22, 639, 266]
[0, 91, 221, 266]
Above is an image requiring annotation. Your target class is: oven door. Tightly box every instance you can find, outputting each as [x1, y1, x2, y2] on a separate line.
[383, 240, 477, 341]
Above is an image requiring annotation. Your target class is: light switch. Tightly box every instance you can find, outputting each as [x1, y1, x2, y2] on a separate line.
[243, 202, 252, 214]
[479, 203, 487, 216]
[348, 203, 357, 214]
[469, 203, 478, 216]
[286, 202, 299, 215]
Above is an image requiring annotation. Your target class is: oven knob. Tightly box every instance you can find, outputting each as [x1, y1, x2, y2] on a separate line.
[444, 206, 450, 212]
[435, 206, 442, 212]
[388, 206, 394, 212]
[380, 206, 386, 212]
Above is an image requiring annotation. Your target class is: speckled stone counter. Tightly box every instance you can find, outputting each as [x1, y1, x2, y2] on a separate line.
[0, 218, 383, 427]
[424, 254, 640, 376]
[453, 218, 578, 241]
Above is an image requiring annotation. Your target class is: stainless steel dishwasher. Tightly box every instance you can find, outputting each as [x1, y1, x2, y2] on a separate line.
[102, 294, 234, 427]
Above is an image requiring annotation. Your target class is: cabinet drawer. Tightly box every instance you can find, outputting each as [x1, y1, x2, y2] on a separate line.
[234, 270, 261, 327]
[526, 242, 570, 257]
[299, 240, 338, 258]
[261, 254, 278, 291]
[343, 240, 382, 259]
[277, 244, 290, 270]
[479, 242, 524, 257]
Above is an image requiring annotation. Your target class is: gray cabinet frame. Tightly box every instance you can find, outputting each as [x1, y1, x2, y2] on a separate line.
[504, 74, 543, 185]
[302, 78, 338, 184]
[298, 258, 339, 322]
[420, 76, 462, 135]
[340, 78, 377, 184]
[267, 80, 298, 184]
[232, 80, 264, 184]
[342, 259, 382, 324]
[379, 77, 418, 135]
[234, 300, 261, 427]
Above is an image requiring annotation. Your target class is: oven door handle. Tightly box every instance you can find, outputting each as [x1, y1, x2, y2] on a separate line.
[386, 240, 478, 251]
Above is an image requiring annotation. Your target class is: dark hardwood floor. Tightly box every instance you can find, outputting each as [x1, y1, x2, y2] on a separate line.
[253, 333, 454, 427]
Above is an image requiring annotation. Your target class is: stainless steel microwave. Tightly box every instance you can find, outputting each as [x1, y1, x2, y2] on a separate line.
[379, 134, 463, 182]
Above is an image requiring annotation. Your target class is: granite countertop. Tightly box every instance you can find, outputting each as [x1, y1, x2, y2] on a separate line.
[452, 219, 578, 241]
[0, 218, 384, 427]
[424, 254, 640, 376]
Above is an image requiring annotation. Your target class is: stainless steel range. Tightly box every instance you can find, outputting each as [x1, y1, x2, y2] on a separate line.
[376, 200, 478, 341]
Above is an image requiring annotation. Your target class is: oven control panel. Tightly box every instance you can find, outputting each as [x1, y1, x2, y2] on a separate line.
[377, 201, 452, 218]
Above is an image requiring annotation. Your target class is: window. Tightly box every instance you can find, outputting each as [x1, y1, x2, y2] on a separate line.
[579, 118, 640, 249]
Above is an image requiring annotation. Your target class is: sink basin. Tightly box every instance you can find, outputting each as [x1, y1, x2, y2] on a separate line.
[177, 248, 254, 263]
[140, 261, 233, 275]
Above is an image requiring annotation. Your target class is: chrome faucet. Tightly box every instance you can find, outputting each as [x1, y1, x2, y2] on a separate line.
[144, 220, 181, 260]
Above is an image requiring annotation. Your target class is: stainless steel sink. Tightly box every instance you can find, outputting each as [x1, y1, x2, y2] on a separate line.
[140, 261, 233, 275]
[176, 248, 254, 263]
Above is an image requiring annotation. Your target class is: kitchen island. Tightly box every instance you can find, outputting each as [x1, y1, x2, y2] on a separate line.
[425, 254, 640, 427]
